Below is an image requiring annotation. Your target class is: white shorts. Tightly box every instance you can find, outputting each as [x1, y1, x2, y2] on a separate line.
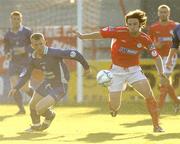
[108, 65, 147, 92]
[163, 55, 177, 74]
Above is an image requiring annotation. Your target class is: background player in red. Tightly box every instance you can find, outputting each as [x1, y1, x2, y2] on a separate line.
[76, 9, 168, 132]
[148, 5, 179, 113]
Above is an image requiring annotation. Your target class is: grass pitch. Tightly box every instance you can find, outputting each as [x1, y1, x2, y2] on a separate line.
[0, 102, 180, 144]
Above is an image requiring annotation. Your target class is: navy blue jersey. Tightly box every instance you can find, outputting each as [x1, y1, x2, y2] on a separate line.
[4, 26, 32, 61]
[172, 24, 180, 49]
[14, 47, 89, 89]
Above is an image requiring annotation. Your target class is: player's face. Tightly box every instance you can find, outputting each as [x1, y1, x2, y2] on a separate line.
[10, 15, 22, 27]
[127, 18, 140, 34]
[31, 38, 46, 52]
[158, 8, 170, 22]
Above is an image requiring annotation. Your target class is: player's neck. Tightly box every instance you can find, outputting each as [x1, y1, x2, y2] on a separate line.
[159, 19, 170, 25]
[12, 25, 21, 33]
[129, 31, 140, 37]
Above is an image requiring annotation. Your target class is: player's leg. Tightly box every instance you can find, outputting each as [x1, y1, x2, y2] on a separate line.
[108, 67, 126, 117]
[165, 74, 180, 113]
[108, 91, 122, 117]
[10, 75, 25, 114]
[26, 81, 49, 132]
[158, 82, 168, 109]
[26, 92, 43, 132]
[160, 56, 179, 112]
[35, 95, 56, 131]
[36, 86, 65, 131]
[131, 79, 164, 132]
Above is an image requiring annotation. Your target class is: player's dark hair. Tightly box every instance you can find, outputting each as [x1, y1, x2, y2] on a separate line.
[125, 9, 147, 29]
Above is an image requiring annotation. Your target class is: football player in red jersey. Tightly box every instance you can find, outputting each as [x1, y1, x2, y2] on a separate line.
[76, 9, 168, 132]
[148, 5, 179, 113]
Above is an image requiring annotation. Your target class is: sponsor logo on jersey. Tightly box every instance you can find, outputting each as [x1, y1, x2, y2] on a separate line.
[158, 37, 172, 42]
[151, 50, 158, 57]
[137, 43, 142, 48]
[119, 47, 138, 55]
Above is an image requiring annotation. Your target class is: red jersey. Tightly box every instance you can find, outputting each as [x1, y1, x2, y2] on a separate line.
[148, 20, 177, 57]
[100, 26, 158, 67]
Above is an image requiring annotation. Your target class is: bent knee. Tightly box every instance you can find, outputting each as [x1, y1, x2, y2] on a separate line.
[35, 104, 46, 115]
[144, 89, 154, 98]
[29, 101, 36, 110]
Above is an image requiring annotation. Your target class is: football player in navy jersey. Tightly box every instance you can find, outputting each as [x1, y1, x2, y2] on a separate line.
[166, 24, 180, 68]
[4, 11, 32, 114]
[9, 33, 90, 132]
[166, 24, 180, 113]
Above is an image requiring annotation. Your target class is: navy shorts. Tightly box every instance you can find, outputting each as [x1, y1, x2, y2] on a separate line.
[36, 80, 66, 101]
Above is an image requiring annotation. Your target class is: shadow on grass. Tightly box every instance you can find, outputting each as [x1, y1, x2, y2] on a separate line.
[63, 102, 177, 116]
[0, 114, 14, 121]
[76, 132, 145, 143]
[144, 133, 180, 141]
[0, 132, 64, 141]
[120, 119, 152, 127]
[120, 116, 167, 127]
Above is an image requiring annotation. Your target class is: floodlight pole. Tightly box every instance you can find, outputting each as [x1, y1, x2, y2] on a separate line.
[76, 0, 83, 103]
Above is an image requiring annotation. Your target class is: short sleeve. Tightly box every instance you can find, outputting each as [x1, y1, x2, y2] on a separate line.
[145, 36, 159, 58]
[100, 26, 119, 38]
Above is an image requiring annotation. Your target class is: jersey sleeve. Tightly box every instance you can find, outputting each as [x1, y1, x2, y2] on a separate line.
[3, 33, 11, 54]
[100, 26, 120, 38]
[14, 58, 34, 89]
[47, 48, 90, 70]
[172, 27, 180, 49]
[145, 37, 159, 59]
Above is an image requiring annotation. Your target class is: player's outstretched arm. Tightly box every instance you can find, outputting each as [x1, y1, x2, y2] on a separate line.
[13, 61, 34, 91]
[8, 69, 32, 97]
[166, 48, 177, 69]
[75, 31, 103, 40]
[47, 48, 90, 71]
[154, 55, 169, 83]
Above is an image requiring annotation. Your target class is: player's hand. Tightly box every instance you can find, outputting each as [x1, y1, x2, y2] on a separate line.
[166, 59, 173, 70]
[84, 68, 93, 78]
[73, 31, 83, 39]
[8, 88, 18, 97]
